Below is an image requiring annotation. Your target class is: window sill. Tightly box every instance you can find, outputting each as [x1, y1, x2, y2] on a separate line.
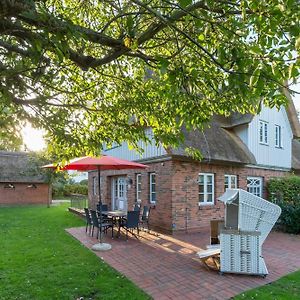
[198, 202, 214, 206]
[275, 146, 283, 149]
[259, 142, 269, 146]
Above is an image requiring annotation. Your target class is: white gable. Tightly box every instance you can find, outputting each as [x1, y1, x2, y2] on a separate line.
[235, 105, 293, 169]
[103, 128, 167, 161]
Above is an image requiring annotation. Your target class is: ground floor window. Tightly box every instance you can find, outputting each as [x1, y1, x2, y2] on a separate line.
[149, 173, 156, 204]
[136, 173, 142, 202]
[247, 176, 263, 197]
[224, 175, 237, 191]
[198, 173, 214, 205]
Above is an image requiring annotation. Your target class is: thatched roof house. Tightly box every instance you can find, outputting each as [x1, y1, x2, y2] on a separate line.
[0, 151, 50, 206]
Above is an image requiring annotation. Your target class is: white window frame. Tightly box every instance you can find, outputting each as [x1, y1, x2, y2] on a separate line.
[198, 173, 215, 206]
[275, 124, 282, 148]
[92, 176, 97, 196]
[247, 176, 263, 197]
[136, 174, 142, 202]
[259, 120, 268, 145]
[224, 174, 237, 191]
[149, 173, 156, 204]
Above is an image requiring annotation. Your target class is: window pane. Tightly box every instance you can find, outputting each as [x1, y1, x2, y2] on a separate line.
[199, 185, 204, 193]
[207, 194, 213, 202]
[206, 175, 213, 184]
[152, 193, 156, 202]
[198, 175, 204, 184]
[207, 184, 212, 193]
[199, 194, 204, 202]
[152, 183, 156, 193]
[224, 176, 229, 185]
[264, 123, 268, 143]
[231, 176, 237, 188]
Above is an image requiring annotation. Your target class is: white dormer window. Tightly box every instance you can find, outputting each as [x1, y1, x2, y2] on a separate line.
[275, 125, 282, 148]
[259, 120, 268, 145]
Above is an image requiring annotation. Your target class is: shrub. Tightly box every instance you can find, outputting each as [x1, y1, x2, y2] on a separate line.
[63, 184, 88, 196]
[268, 176, 300, 234]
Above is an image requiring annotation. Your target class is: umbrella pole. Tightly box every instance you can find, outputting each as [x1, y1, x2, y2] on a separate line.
[98, 167, 103, 243]
[91, 166, 111, 251]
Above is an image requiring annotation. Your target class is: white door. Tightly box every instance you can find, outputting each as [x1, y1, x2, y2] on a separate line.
[112, 177, 127, 211]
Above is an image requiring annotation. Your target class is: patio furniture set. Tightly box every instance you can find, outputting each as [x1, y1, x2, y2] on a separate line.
[84, 204, 151, 241]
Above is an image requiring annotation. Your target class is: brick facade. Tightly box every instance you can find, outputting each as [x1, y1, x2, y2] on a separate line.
[0, 183, 51, 206]
[88, 159, 288, 234]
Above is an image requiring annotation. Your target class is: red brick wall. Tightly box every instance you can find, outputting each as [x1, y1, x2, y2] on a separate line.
[0, 183, 50, 205]
[88, 159, 289, 234]
[88, 161, 173, 233]
[171, 161, 288, 232]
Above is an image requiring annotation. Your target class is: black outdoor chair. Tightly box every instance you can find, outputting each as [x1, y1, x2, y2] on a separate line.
[139, 206, 151, 232]
[133, 202, 141, 212]
[90, 210, 113, 239]
[84, 208, 93, 235]
[101, 204, 108, 212]
[120, 210, 140, 240]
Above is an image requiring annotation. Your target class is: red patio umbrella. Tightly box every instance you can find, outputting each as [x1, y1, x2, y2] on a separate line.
[43, 155, 147, 203]
[42, 155, 147, 248]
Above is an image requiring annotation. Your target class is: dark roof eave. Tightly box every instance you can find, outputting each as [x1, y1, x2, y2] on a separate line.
[170, 154, 251, 166]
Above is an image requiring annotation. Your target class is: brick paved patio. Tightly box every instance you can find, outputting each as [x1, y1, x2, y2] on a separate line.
[67, 227, 300, 300]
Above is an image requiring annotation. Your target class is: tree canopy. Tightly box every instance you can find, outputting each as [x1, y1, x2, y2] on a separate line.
[1, 0, 299, 158]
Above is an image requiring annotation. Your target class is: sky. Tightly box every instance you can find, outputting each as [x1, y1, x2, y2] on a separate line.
[21, 123, 46, 152]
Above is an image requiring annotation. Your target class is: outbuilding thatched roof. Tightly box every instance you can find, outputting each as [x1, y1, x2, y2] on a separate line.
[0, 151, 48, 183]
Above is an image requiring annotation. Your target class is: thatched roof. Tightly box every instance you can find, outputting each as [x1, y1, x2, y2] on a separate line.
[170, 121, 256, 165]
[0, 151, 48, 183]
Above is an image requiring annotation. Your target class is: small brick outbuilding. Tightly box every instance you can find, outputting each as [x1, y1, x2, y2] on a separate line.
[0, 151, 51, 206]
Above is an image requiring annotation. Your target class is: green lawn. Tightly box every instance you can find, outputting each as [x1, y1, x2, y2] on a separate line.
[0, 204, 150, 300]
[234, 269, 300, 300]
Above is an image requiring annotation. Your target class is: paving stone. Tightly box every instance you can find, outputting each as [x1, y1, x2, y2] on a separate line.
[66, 227, 300, 300]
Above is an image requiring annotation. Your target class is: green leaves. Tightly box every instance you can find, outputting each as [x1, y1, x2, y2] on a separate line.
[1, 0, 299, 158]
[178, 0, 192, 7]
[249, 65, 261, 88]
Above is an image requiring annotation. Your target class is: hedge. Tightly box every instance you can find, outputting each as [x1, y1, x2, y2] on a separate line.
[268, 176, 300, 234]
[53, 183, 88, 198]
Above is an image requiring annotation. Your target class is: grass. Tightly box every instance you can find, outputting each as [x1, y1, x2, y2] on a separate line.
[234, 271, 300, 300]
[0, 204, 150, 300]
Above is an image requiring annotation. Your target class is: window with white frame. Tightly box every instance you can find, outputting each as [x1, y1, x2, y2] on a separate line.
[136, 174, 142, 202]
[149, 173, 156, 204]
[275, 125, 282, 148]
[92, 176, 97, 196]
[198, 173, 214, 205]
[224, 175, 237, 191]
[247, 177, 263, 197]
[259, 120, 268, 144]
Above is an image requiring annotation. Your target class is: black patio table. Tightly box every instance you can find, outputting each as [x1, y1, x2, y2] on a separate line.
[101, 210, 127, 238]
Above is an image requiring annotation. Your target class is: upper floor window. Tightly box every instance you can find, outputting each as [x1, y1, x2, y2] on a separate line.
[247, 176, 263, 197]
[136, 174, 142, 202]
[275, 125, 282, 148]
[149, 173, 156, 204]
[198, 173, 214, 205]
[224, 175, 237, 191]
[259, 120, 268, 145]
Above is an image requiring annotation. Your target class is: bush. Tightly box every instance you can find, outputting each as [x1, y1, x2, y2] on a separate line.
[52, 182, 88, 198]
[63, 184, 88, 196]
[268, 176, 300, 234]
